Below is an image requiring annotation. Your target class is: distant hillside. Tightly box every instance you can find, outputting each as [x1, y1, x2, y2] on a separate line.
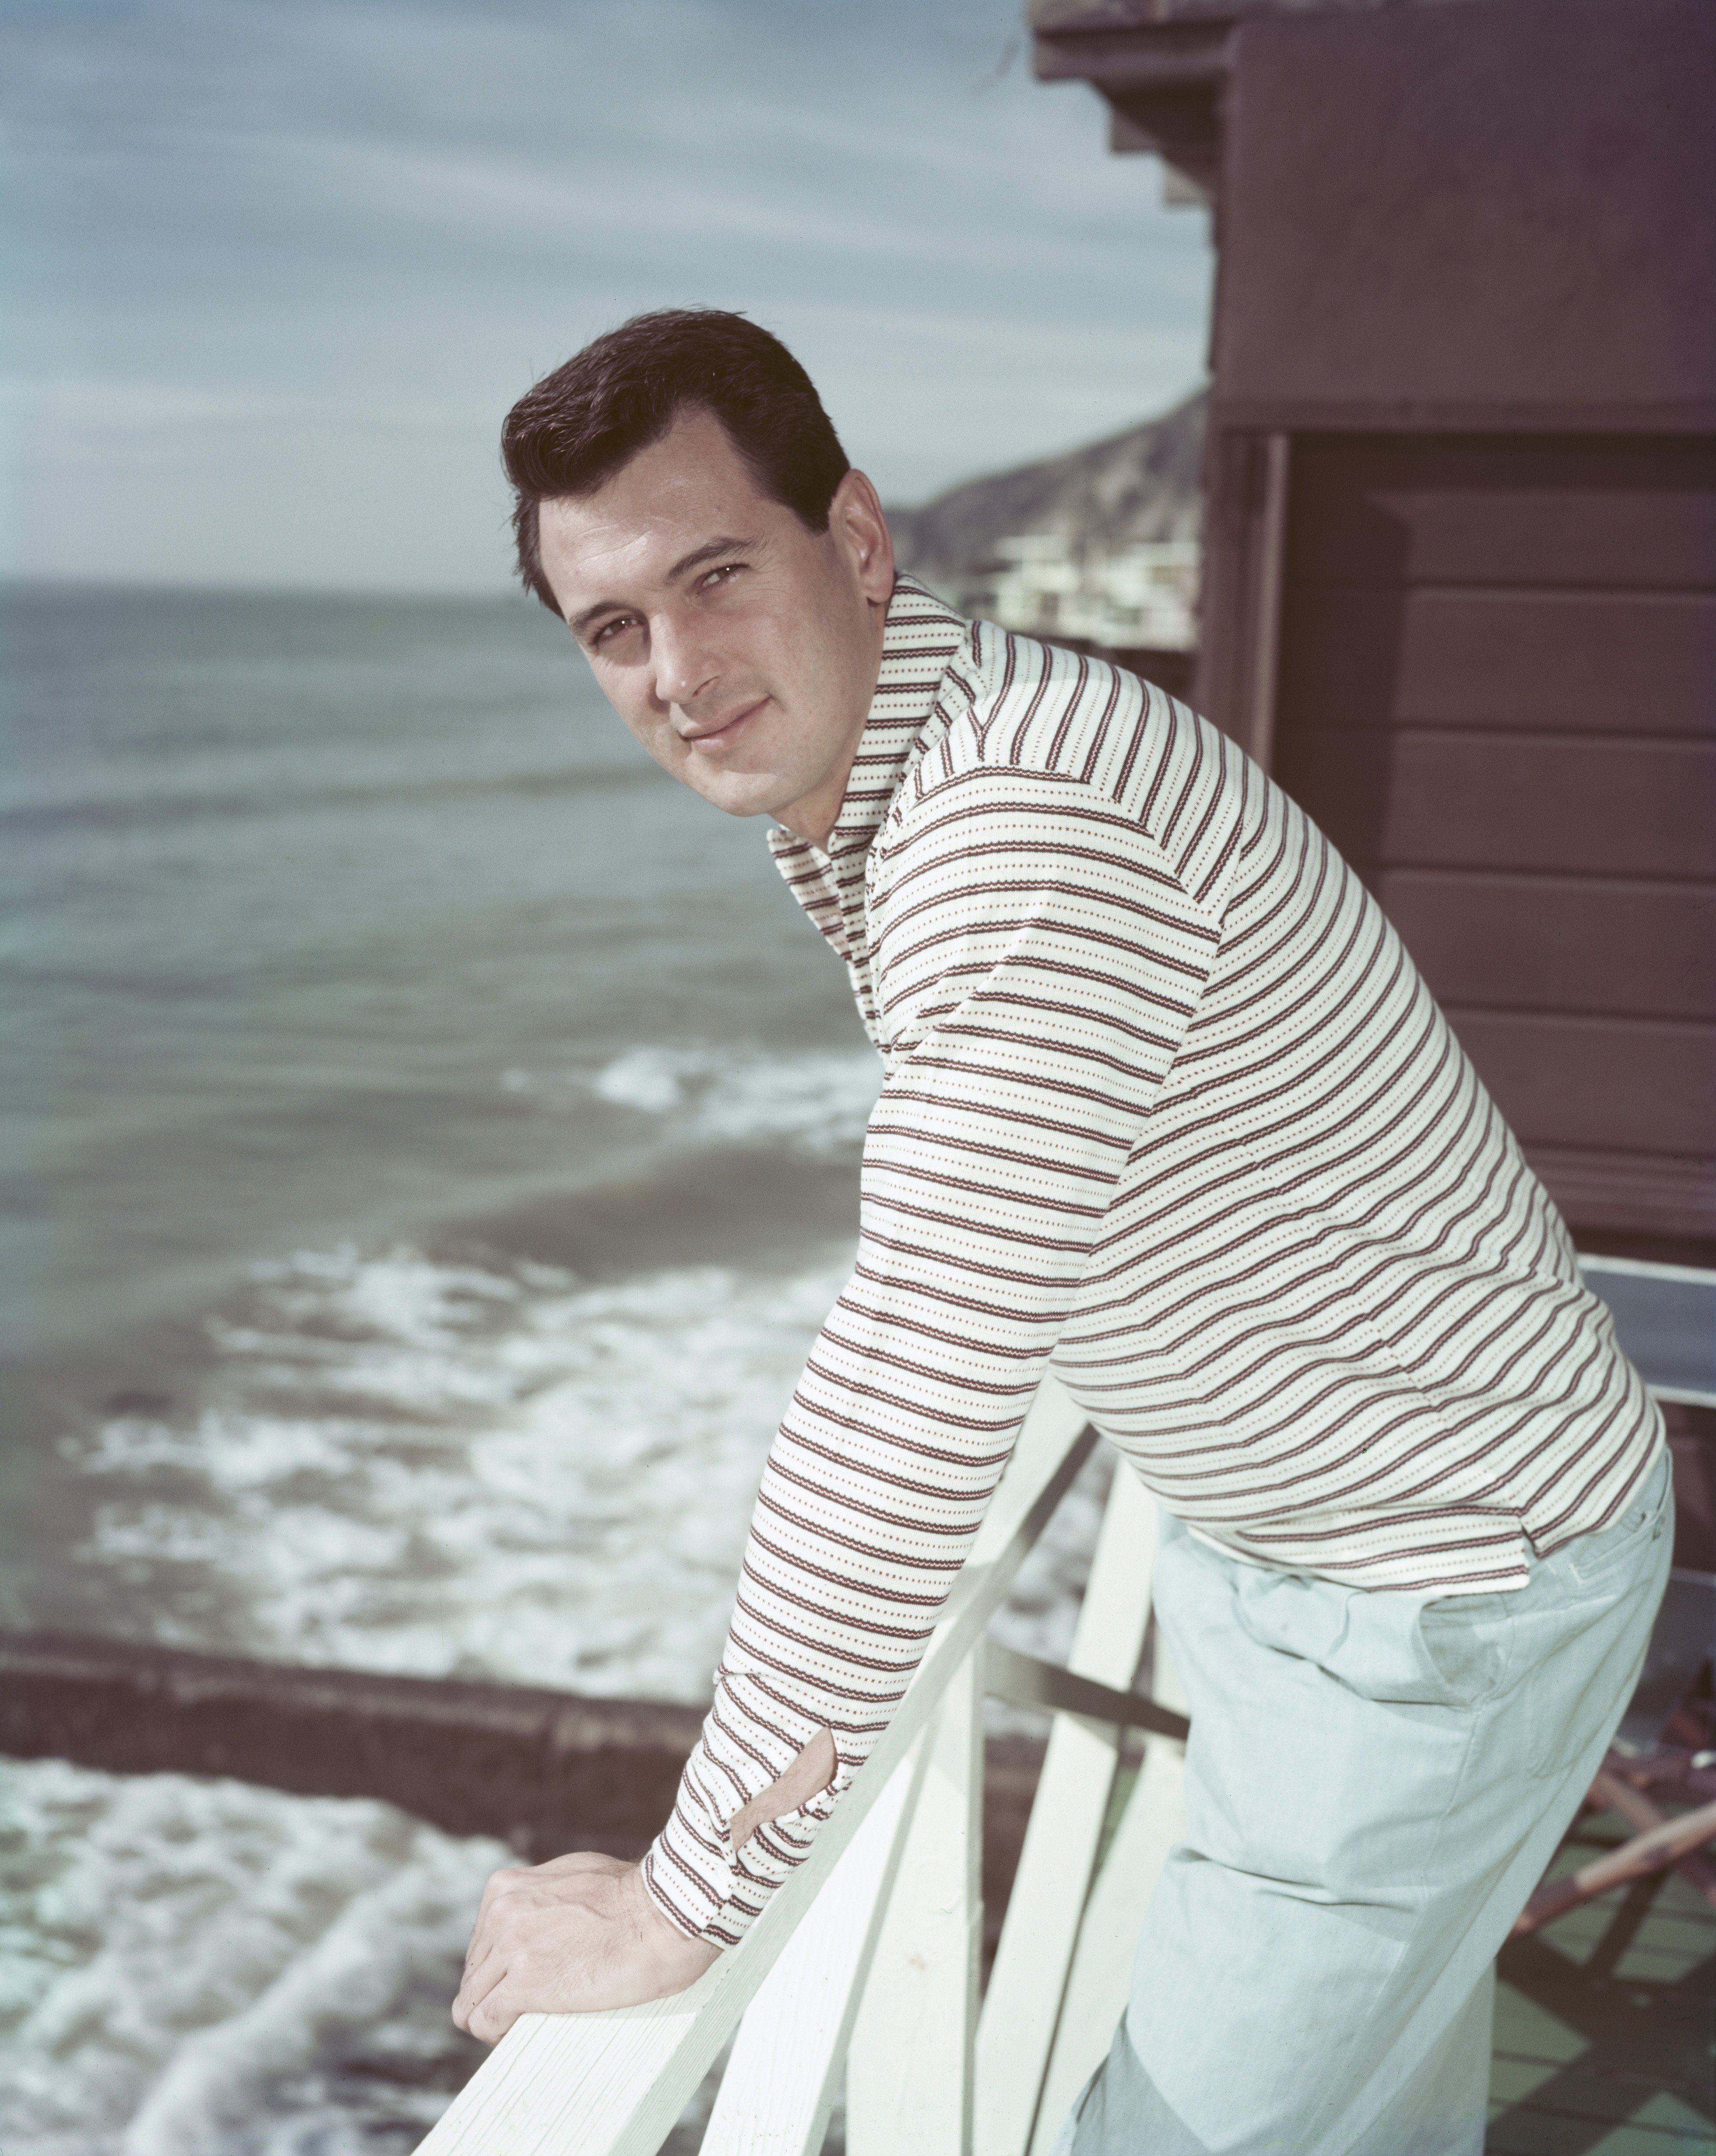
[886, 389, 1207, 607]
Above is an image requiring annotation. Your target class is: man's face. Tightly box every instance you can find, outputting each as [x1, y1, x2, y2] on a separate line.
[536, 406, 896, 847]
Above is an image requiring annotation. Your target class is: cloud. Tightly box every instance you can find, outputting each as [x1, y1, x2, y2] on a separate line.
[0, 0, 1212, 590]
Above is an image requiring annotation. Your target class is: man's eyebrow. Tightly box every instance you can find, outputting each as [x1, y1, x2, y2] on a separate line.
[666, 533, 760, 582]
[568, 595, 627, 639]
[567, 534, 761, 642]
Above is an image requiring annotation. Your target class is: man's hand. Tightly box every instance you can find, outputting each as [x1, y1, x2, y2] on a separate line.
[452, 1732, 837, 2044]
[452, 1852, 720, 2044]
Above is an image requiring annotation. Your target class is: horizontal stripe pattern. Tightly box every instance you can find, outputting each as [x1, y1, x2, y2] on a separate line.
[642, 577, 1662, 1945]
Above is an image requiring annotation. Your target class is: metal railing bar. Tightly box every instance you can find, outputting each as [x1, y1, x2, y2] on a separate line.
[983, 1640, 1190, 1743]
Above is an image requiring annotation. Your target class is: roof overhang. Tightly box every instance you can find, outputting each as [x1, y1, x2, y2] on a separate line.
[1029, 1, 1494, 208]
[1030, 1, 1239, 203]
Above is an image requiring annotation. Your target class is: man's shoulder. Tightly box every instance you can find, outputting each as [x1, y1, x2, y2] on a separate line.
[910, 612, 1209, 810]
[881, 602, 1257, 912]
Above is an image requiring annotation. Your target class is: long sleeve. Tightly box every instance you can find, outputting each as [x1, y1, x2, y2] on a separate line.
[641, 760, 1220, 1944]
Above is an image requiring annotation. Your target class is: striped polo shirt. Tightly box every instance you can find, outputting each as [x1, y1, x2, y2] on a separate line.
[642, 575, 1663, 1946]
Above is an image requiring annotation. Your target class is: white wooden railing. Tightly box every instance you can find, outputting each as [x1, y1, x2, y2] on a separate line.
[417, 1376, 1189, 2156]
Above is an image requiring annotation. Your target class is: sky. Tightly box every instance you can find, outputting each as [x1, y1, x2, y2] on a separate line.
[0, 0, 1214, 593]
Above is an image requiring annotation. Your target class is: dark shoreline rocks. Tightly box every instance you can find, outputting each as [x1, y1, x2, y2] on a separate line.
[0, 1631, 1047, 1954]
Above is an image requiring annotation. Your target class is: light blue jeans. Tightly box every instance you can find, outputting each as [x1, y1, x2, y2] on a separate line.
[1053, 1450, 1673, 2155]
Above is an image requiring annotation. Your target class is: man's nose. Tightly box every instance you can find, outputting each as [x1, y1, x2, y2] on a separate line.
[650, 611, 717, 710]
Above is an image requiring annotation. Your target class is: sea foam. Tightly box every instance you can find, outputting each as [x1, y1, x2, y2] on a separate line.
[0, 1758, 501, 2153]
[501, 1042, 885, 1158]
[70, 1229, 1105, 1697]
[72, 1244, 854, 1697]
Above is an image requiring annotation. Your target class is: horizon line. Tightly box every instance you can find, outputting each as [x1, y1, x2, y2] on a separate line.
[0, 572, 540, 605]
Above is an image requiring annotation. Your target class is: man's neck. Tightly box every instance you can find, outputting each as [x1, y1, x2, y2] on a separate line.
[772, 609, 889, 850]
[774, 756, 858, 852]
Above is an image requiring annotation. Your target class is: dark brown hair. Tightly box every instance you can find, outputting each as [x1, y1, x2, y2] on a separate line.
[501, 309, 851, 614]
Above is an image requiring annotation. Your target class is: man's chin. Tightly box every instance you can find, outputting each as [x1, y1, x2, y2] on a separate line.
[687, 767, 799, 823]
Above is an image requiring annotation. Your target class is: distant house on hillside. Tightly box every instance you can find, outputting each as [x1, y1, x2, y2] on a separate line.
[963, 534, 1199, 654]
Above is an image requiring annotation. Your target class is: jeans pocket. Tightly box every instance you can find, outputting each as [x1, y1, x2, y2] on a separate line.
[1415, 1592, 1515, 1712]
[1512, 1490, 1673, 1779]
[1565, 1448, 1672, 1590]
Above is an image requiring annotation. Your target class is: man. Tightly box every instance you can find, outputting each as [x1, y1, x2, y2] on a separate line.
[452, 310, 1670, 2152]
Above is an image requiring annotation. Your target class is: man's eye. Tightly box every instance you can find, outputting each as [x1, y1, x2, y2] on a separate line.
[591, 614, 637, 648]
[701, 563, 744, 590]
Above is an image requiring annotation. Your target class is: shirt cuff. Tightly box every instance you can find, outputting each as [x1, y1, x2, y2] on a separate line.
[640, 1674, 858, 1947]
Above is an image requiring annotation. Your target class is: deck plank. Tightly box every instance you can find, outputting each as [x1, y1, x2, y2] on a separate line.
[1487, 1803, 1716, 2153]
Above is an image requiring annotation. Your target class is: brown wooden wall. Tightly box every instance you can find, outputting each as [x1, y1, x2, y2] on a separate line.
[1268, 434, 1716, 1241]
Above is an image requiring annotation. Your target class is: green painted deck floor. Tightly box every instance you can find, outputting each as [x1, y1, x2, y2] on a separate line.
[1488, 1802, 1715, 2153]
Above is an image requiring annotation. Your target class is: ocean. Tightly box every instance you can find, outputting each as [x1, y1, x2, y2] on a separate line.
[0, 584, 1105, 2150]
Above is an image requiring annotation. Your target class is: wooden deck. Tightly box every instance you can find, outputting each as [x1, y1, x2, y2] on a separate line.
[1488, 1799, 1715, 2153]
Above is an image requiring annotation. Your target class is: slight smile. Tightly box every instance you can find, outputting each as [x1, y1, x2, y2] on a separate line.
[682, 698, 767, 754]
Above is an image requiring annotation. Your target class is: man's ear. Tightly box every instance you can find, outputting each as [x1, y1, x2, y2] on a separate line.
[830, 468, 896, 609]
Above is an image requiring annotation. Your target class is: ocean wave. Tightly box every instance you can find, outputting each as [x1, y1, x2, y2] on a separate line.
[33, 1233, 1108, 2145]
[68, 1225, 1108, 1702]
[69, 1242, 852, 1697]
[0, 1758, 501, 2154]
[500, 1044, 884, 1157]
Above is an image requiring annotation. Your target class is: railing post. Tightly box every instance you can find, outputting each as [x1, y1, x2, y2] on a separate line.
[974, 1469, 1160, 2156]
[697, 1739, 927, 2154]
[845, 1649, 984, 2155]
[1027, 1638, 1189, 2152]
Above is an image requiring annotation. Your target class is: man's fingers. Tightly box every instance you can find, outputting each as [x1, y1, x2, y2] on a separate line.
[459, 1914, 498, 1986]
[452, 1940, 508, 2035]
[460, 1860, 549, 1983]
[458, 1952, 584, 2046]
[450, 1851, 704, 2032]
[466, 1977, 525, 2046]
[461, 1852, 622, 1975]
[466, 1864, 527, 1950]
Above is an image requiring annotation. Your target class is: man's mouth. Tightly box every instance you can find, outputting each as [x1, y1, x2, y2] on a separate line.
[682, 698, 766, 754]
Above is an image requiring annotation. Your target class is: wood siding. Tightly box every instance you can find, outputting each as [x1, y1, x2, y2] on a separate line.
[1270, 434, 1716, 1240]
[1212, 2, 1716, 427]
